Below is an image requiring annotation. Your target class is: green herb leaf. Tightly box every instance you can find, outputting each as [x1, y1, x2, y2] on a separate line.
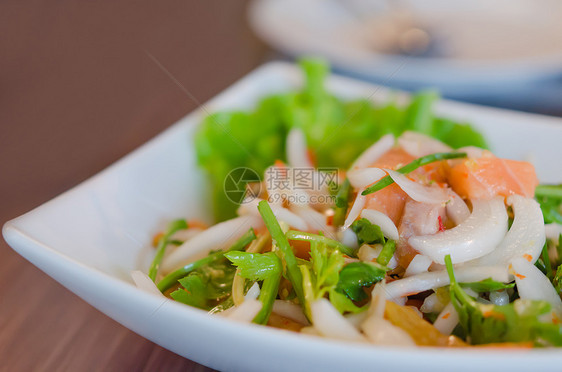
[300, 240, 355, 317]
[445, 254, 562, 346]
[328, 288, 365, 314]
[350, 218, 385, 246]
[225, 249, 283, 325]
[286, 230, 356, 257]
[171, 274, 208, 309]
[170, 256, 236, 311]
[224, 251, 281, 281]
[195, 59, 487, 222]
[336, 262, 386, 302]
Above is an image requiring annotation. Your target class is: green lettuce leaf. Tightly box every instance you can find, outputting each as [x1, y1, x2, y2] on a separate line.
[195, 58, 489, 222]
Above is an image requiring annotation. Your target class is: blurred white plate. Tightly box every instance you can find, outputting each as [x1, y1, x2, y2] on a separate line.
[4, 62, 562, 372]
[249, 0, 562, 98]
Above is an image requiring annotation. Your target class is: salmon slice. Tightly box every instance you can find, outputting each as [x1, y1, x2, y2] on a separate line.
[373, 147, 416, 169]
[365, 184, 408, 225]
[447, 151, 539, 199]
[363, 147, 446, 225]
[363, 148, 414, 225]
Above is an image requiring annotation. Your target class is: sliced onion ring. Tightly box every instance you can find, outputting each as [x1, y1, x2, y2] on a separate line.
[225, 299, 263, 323]
[360, 209, 399, 240]
[470, 195, 545, 266]
[311, 298, 366, 342]
[385, 265, 510, 300]
[162, 215, 263, 272]
[385, 169, 450, 205]
[446, 190, 470, 226]
[511, 257, 562, 308]
[545, 223, 562, 241]
[131, 271, 164, 297]
[433, 302, 459, 335]
[343, 192, 366, 230]
[404, 254, 432, 277]
[409, 197, 508, 264]
[348, 168, 386, 189]
[239, 198, 308, 231]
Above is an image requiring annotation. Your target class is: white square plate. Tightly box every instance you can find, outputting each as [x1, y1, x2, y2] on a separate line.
[4, 62, 562, 372]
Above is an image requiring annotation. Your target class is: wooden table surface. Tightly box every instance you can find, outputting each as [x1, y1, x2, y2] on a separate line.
[0, 2, 268, 370]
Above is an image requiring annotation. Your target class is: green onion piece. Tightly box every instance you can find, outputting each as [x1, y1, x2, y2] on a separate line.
[362, 152, 467, 196]
[253, 255, 283, 325]
[332, 178, 351, 227]
[459, 278, 514, 293]
[285, 230, 357, 257]
[376, 240, 396, 266]
[148, 219, 188, 281]
[156, 228, 256, 292]
[444, 254, 456, 284]
[257, 200, 305, 306]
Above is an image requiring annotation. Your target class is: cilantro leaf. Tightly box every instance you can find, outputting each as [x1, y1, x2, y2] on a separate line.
[171, 274, 208, 309]
[445, 254, 562, 346]
[225, 249, 283, 325]
[350, 218, 385, 246]
[300, 241, 364, 316]
[335, 262, 386, 302]
[328, 288, 364, 314]
[170, 257, 236, 310]
[224, 251, 281, 281]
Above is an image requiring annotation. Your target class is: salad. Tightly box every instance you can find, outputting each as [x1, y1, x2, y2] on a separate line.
[132, 60, 562, 347]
